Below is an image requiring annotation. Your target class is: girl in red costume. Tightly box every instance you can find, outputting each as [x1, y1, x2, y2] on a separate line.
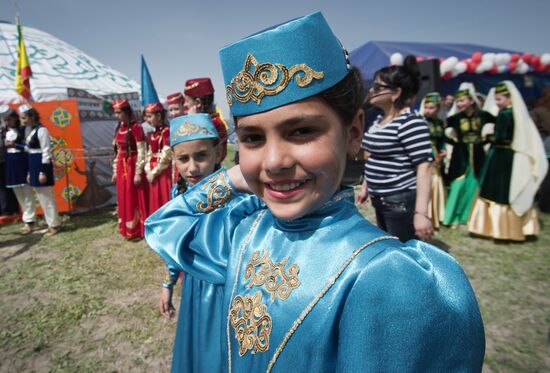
[111, 99, 148, 239]
[144, 102, 172, 214]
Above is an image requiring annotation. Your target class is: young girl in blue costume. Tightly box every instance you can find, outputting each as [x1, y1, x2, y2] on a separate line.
[146, 12, 484, 373]
[159, 113, 223, 372]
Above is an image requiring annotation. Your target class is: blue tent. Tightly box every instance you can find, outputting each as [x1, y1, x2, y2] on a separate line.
[350, 41, 550, 102]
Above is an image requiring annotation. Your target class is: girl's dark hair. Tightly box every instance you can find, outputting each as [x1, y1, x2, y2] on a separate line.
[193, 94, 215, 114]
[375, 55, 420, 109]
[25, 108, 41, 123]
[114, 106, 135, 159]
[318, 66, 366, 125]
[6, 111, 24, 143]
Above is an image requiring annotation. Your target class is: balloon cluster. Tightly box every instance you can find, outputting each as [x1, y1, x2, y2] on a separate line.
[389, 52, 550, 80]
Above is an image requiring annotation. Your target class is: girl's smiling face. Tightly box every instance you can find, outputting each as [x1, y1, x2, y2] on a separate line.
[236, 97, 364, 221]
[173, 138, 220, 186]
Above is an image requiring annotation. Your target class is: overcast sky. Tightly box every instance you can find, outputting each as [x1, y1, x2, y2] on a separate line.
[1, 0, 549, 110]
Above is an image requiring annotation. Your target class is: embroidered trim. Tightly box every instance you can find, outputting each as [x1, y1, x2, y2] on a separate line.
[225, 53, 324, 106]
[227, 210, 266, 373]
[266, 235, 398, 373]
[171, 121, 213, 142]
[229, 291, 273, 356]
[196, 173, 232, 212]
[244, 250, 300, 304]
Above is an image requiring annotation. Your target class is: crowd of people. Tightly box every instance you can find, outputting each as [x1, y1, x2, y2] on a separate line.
[1, 10, 549, 372]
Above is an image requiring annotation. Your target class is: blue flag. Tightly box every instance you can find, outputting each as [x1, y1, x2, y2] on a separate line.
[141, 55, 160, 106]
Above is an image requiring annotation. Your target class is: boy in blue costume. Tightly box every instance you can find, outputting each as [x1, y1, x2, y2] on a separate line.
[146, 12, 484, 372]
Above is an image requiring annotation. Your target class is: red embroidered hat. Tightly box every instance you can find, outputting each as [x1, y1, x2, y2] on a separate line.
[166, 92, 184, 105]
[112, 99, 130, 109]
[184, 78, 214, 97]
[145, 102, 164, 113]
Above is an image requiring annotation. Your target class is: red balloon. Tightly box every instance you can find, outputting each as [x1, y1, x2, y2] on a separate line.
[535, 63, 545, 73]
[511, 53, 520, 62]
[472, 52, 482, 63]
[489, 65, 498, 74]
[442, 71, 453, 80]
[508, 61, 518, 72]
[467, 61, 477, 73]
[522, 53, 532, 64]
[416, 56, 424, 62]
[531, 55, 541, 66]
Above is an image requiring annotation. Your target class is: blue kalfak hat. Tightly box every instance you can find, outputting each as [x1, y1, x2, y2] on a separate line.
[219, 11, 350, 117]
[170, 113, 219, 147]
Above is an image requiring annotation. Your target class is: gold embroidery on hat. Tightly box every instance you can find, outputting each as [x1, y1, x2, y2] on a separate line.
[172, 122, 212, 142]
[196, 172, 232, 212]
[185, 82, 199, 91]
[244, 250, 300, 304]
[226, 54, 324, 106]
[229, 291, 272, 356]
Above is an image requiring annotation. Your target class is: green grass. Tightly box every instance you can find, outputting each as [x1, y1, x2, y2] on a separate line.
[1, 180, 549, 371]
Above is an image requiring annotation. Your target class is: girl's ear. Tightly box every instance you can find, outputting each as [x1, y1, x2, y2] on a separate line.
[391, 87, 402, 104]
[347, 109, 365, 158]
[195, 97, 203, 112]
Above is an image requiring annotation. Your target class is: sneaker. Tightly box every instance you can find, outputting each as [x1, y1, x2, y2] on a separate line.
[20, 224, 33, 234]
[43, 227, 60, 237]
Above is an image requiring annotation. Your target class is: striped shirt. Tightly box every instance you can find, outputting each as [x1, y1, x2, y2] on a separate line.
[362, 108, 433, 196]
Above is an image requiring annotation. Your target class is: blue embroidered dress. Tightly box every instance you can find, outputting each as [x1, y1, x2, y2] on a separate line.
[146, 169, 485, 373]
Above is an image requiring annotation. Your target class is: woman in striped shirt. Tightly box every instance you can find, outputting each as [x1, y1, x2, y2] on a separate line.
[356, 56, 434, 242]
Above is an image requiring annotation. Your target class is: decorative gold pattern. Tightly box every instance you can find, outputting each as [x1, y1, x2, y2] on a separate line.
[225, 54, 324, 106]
[229, 291, 273, 356]
[196, 173, 232, 212]
[227, 211, 266, 373]
[266, 235, 397, 373]
[171, 122, 213, 142]
[244, 251, 300, 304]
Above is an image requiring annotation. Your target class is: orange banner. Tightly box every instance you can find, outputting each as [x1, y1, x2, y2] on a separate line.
[10, 100, 86, 213]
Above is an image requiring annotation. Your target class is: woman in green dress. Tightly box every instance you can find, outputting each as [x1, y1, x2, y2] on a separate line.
[443, 83, 495, 226]
[468, 81, 547, 240]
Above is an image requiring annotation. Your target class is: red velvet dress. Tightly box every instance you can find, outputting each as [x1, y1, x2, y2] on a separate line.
[114, 121, 148, 239]
[146, 124, 173, 214]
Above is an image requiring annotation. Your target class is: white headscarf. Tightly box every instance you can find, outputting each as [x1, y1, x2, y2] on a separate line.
[483, 80, 548, 215]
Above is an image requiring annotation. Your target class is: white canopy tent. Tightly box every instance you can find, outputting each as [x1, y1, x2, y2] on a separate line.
[0, 21, 139, 103]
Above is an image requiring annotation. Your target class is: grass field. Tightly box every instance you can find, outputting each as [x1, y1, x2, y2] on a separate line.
[1, 149, 549, 372]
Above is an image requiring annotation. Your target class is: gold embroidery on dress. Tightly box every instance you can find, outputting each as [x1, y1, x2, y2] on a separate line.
[226, 54, 324, 106]
[244, 250, 300, 304]
[196, 173, 232, 212]
[229, 291, 272, 356]
[171, 121, 213, 142]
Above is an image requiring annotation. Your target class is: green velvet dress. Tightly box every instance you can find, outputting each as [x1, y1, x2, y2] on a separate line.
[443, 109, 495, 225]
[426, 117, 446, 227]
[478, 107, 514, 203]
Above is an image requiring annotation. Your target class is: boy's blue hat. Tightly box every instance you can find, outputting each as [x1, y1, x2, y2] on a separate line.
[170, 113, 219, 147]
[219, 11, 350, 117]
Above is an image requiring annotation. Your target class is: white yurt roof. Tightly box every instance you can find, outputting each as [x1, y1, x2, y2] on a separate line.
[0, 21, 139, 104]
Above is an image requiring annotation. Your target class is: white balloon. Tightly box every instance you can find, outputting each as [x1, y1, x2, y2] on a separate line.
[454, 61, 467, 74]
[476, 60, 493, 73]
[518, 63, 530, 74]
[541, 53, 550, 65]
[390, 52, 404, 66]
[495, 53, 508, 65]
[497, 65, 508, 73]
[482, 52, 496, 63]
[440, 56, 459, 74]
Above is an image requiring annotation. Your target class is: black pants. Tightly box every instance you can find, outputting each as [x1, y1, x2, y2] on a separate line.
[371, 190, 416, 243]
[0, 162, 19, 215]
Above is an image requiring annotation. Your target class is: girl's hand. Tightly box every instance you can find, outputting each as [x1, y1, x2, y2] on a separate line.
[146, 172, 155, 184]
[227, 165, 252, 193]
[26, 173, 30, 183]
[414, 212, 433, 241]
[38, 172, 47, 185]
[111, 173, 117, 183]
[355, 180, 369, 205]
[133, 174, 142, 186]
[160, 287, 176, 319]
